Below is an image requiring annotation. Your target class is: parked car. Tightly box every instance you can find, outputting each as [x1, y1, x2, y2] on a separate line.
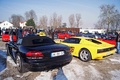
[37, 30, 46, 36]
[6, 35, 72, 73]
[57, 32, 71, 39]
[76, 32, 95, 38]
[97, 33, 116, 46]
[55, 37, 116, 62]
[2, 31, 17, 42]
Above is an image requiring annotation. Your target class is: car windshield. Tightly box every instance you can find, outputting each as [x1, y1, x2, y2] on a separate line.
[63, 38, 80, 44]
[86, 39, 102, 44]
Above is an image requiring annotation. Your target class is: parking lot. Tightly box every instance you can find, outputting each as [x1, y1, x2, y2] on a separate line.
[0, 39, 120, 80]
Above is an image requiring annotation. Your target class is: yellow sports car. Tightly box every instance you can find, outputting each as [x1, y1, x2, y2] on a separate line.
[55, 37, 116, 62]
[37, 30, 46, 36]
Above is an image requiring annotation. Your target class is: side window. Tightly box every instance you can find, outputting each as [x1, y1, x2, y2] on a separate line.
[63, 38, 80, 44]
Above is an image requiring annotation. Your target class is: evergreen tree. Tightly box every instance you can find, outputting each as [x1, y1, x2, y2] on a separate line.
[26, 19, 36, 28]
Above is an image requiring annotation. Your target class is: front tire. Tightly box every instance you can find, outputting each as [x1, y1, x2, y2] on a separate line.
[79, 49, 92, 62]
[16, 53, 25, 73]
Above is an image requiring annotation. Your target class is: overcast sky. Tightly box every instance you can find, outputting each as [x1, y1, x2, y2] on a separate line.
[0, 0, 120, 28]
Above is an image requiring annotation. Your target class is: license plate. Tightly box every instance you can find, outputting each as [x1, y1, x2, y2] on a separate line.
[106, 52, 111, 55]
[51, 51, 64, 57]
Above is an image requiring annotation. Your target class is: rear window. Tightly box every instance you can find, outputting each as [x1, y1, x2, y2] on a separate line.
[86, 39, 102, 44]
[32, 38, 55, 44]
[63, 38, 80, 44]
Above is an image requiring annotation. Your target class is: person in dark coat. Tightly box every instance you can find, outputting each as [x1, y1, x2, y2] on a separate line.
[116, 32, 120, 54]
[16, 27, 23, 41]
[9, 29, 13, 42]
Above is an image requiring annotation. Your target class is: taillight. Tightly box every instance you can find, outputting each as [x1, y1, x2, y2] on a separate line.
[26, 51, 44, 59]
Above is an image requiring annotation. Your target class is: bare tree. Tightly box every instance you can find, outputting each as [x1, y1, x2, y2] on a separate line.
[57, 15, 62, 28]
[53, 13, 58, 29]
[39, 15, 48, 29]
[49, 17, 53, 28]
[94, 20, 105, 29]
[99, 5, 116, 31]
[25, 10, 37, 25]
[96, 4, 120, 31]
[69, 14, 75, 28]
[76, 14, 81, 28]
[10, 14, 24, 27]
[111, 10, 120, 30]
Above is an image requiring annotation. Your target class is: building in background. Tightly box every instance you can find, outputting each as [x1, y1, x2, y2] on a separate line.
[80, 29, 106, 33]
[19, 22, 26, 28]
[0, 21, 13, 29]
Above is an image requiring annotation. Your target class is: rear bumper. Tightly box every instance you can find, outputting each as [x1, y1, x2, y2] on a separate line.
[95, 49, 116, 59]
[23, 55, 72, 71]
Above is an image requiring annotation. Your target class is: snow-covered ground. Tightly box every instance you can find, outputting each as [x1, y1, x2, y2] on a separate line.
[1, 54, 120, 80]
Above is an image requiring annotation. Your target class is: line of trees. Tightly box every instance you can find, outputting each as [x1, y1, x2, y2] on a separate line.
[9, 4, 120, 31]
[9, 10, 82, 30]
[95, 4, 120, 31]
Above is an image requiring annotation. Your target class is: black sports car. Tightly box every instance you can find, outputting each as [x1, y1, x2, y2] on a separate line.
[6, 35, 72, 73]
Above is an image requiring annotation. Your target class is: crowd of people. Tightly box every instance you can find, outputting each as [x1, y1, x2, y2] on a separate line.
[0, 27, 120, 54]
[0, 27, 45, 41]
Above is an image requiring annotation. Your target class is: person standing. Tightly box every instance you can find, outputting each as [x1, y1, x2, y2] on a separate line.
[116, 32, 120, 54]
[0, 28, 1, 36]
[9, 28, 13, 42]
[16, 27, 23, 41]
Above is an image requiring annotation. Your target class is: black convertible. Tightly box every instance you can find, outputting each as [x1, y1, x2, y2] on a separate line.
[6, 35, 72, 73]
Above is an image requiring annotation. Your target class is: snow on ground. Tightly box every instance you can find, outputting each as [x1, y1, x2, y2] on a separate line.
[109, 58, 120, 63]
[34, 71, 53, 80]
[63, 59, 84, 80]
[3, 77, 14, 80]
[109, 70, 120, 80]
[7, 56, 16, 67]
[1, 50, 120, 80]
[33, 59, 103, 80]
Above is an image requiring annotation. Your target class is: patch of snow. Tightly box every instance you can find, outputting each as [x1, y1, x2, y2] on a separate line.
[7, 56, 16, 66]
[90, 63, 96, 65]
[63, 60, 85, 80]
[109, 70, 120, 80]
[88, 65, 102, 79]
[3, 77, 14, 80]
[34, 71, 53, 80]
[16, 75, 21, 78]
[109, 59, 120, 63]
[0, 68, 7, 75]
[21, 71, 32, 78]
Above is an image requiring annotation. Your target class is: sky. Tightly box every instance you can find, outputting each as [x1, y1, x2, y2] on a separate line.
[0, 0, 120, 28]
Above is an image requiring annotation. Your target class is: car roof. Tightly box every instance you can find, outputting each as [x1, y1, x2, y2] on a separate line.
[21, 35, 51, 47]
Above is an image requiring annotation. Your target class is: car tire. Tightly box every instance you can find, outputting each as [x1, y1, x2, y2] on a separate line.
[16, 53, 25, 73]
[79, 49, 92, 62]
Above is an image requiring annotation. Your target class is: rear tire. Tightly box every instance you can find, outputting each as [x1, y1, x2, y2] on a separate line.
[79, 49, 91, 62]
[16, 53, 25, 73]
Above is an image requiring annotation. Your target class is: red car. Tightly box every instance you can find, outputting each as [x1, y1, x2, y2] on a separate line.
[2, 31, 17, 42]
[98, 38, 116, 46]
[57, 32, 71, 39]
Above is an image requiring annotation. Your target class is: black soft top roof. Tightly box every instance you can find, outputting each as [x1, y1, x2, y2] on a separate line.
[21, 35, 54, 47]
